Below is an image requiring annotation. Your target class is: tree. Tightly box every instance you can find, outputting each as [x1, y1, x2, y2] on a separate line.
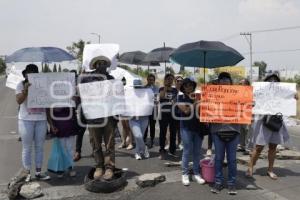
[253, 61, 267, 80]
[0, 58, 6, 74]
[66, 39, 91, 63]
[166, 67, 175, 74]
[58, 64, 62, 72]
[53, 64, 57, 72]
[44, 63, 51, 73]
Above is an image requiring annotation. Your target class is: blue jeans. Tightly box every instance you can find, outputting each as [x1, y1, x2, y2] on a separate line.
[129, 116, 149, 154]
[212, 133, 239, 186]
[181, 125, 203, 175]
[19, 120, 48, 171]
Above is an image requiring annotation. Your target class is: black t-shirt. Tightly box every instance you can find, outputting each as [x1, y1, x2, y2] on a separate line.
[177, 94, 203, 134]
[159, 87, 178, 113]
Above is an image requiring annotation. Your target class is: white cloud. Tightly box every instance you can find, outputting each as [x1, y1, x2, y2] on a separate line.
[238, 0, 300, 18]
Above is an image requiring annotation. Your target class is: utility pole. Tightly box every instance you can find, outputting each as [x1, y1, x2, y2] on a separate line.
[240, 32, 253, 82]
[91, 33, 101, 43]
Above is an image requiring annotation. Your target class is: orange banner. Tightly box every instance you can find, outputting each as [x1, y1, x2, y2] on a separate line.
[200, 85, 253, 124]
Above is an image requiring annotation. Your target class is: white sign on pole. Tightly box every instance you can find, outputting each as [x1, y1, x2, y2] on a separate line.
[28, 73, 75, 108]
[253, 82, 297, 116]
[122, 87, 154, 117]
[78, 79, 125, 119]
[248, 66, 259, 81]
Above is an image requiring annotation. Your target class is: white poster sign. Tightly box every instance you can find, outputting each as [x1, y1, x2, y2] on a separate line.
[122, 87, 154, 117]
[6, 66, 24, 90]
[78, 79, 125, 119]
[28, 73, 75, 108]
[253, 82, 297, 116]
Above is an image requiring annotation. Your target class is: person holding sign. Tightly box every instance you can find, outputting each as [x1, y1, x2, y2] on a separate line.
[177, 77, 205, 186]
[247, 74, 292, 180]
[210, 72, 241, 195]
[158, 74, 178, 160]
[16, 64, 50, 182]
[79, 46, 119, 181]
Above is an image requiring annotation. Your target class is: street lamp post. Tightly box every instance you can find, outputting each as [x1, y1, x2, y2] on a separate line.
[240, 32, 253, 82]
[91, 33, 101, 44]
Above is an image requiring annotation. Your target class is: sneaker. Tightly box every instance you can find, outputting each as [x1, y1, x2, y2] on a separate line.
[25, 174, 31, 182]
[35, 172, 51, 181]
[93, 168, 104, 180]
[211, 183, 223, 194]
[144, 147, 150, 159]
[228, 185, 237, 195]
[193, 175, 205, 184]
[179, 144, 183, 151]
[182, 175, 190, 186]
[206, 149, 212, 157]
[57, 173, 64, 178]
[102, 168, 114, 180]
[135, 153, 142, 160]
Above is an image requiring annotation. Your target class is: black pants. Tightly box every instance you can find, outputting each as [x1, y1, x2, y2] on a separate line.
[144, 113, 156, 142]
[159, 113, 177, 154]
[75, 126, 87, 153]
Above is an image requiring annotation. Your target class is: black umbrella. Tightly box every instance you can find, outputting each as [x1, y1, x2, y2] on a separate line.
[144, 43, 175, 74]
[5, 47, 75, 63]
[170, 40, 244, 82]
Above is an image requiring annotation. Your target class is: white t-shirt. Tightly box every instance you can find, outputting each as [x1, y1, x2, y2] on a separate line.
[16, 81, 47, 121]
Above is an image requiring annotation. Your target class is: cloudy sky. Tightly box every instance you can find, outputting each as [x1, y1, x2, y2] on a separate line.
[1, 0, 300, 70]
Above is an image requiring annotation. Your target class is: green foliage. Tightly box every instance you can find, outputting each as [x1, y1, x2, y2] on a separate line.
[53, 64, 57, 72]
[43, 63, 52, 73]
[253, 61, 267, 80]
[58, 64, 62, 72]
[0, 58, 6, 74]
[66, 39, 91, 63]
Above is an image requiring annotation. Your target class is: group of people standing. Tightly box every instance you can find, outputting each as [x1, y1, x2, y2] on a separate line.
[16, 57, 296, 196]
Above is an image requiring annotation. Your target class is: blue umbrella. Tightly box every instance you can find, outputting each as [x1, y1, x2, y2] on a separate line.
[5, 47, 75, 63]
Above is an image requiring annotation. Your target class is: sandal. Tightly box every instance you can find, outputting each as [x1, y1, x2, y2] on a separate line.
[126, 144, 134, 150]
[267, 171, 278, 180]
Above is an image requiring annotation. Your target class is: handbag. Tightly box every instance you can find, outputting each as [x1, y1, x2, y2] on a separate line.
[216, 131, 239, 142]
[263, 113, 283, 132]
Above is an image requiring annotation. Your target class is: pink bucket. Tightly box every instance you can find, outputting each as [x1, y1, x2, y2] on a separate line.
[200, 159, 215, 183]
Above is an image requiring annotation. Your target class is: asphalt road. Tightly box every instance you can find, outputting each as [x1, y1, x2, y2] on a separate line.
[0, 76, 300, 200]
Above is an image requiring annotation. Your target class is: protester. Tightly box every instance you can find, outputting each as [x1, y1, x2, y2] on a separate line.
[238, 78, 251, 154]
[177, 77, 205, 186]
[16, 64, 50, 182]
[118, 77, 134, 150]
[246, 73, 295, 180]
[79, 44, 119, 180]
[48, 107, 78, 177]
[210, 72, 240, 195]
[174, 76, 184, 150]
[129, 79, 151, 160]
[144, 74, 159, 148]
[71, 70, 88, 162]
[158, 74, 178, 159]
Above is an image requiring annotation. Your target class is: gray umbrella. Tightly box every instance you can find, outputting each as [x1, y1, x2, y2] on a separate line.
[5, 47, 75, 63]
[119, 51, 160, 72]
[119, 51, 147, 65]
[144, 44, 175, 74]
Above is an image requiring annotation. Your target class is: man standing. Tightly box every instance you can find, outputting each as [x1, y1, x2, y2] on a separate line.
[79, 44, 119, 180]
